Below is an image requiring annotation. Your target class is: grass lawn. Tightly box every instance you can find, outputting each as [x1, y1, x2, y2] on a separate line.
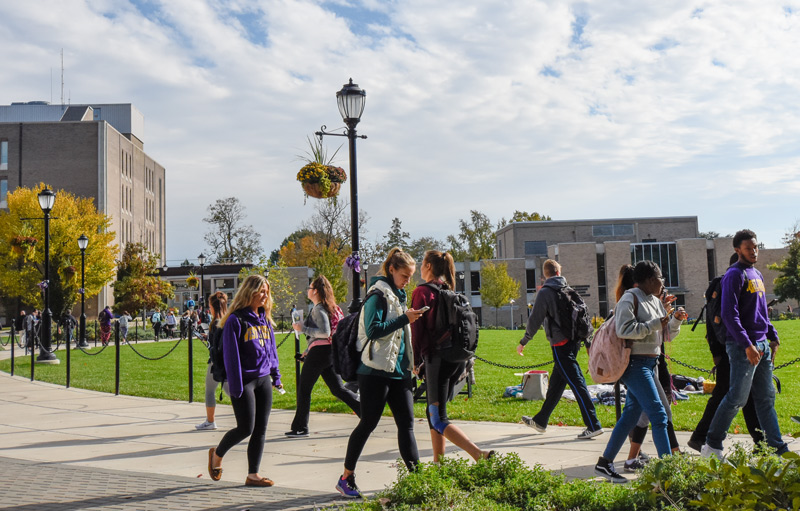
[2, 320, 800, 433]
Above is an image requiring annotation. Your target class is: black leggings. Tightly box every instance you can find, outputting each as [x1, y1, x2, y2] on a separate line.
[424, 356, 465, 432]
[291, 344, 360, 431]
[215, 375, 273, 474]
[344, 373, 419, 472]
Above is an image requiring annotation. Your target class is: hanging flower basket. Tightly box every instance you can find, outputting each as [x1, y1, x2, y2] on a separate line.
[186, 272, 200, 288]
[59, 265, 78, 286]
[10, 236, 38, 261]
[297, 163, 347, 199]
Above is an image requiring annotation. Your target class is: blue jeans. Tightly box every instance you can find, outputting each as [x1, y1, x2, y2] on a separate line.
[706, 340, 787, 453]
[603, 356, 670, 461]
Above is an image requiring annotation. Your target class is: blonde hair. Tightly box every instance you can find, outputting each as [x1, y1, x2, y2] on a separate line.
[378, 247, 416, 278]
[220, 274, 274, 327]
[542, 259, 561, 278]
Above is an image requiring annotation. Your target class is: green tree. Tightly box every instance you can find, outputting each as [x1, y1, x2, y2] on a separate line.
[407, 236, 445, 262]
[113, 243, 174, 314]
[480, 261, 520, 326]
[447, 210, 496, 262]
[769, 231, 800, 303]
[309, 247, 348, 303]
[498, 210, 552, 227]
[269, 228, 315, 265]
[0, 184, 117, 318]
[377, 217, 410, 254]
[240, 257, 305, 318]
[203, 197, 263, 263]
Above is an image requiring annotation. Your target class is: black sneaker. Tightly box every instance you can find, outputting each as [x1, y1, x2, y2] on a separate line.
[285, 429, 309, 438]
[686, 438, 703, 453]
[594, 457, 627, 484]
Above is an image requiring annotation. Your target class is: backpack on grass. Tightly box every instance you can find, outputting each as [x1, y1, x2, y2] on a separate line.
[421, 282, 479, 363]
[331, 289, 382, 382]
[588, 295, 639, 384]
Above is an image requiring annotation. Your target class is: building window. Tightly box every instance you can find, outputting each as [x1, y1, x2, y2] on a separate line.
[0, 177, 7, 208]
[0, 140, 7, 170]
[524, 240, 547, 256]
[470, 271, 481, 295]
[597, 252, 608, 317]
[631, 242, 679, 288]
[526, 269, 537, 293]
[593, 223, 634, 237]
[497, 239, 502, 259]
[455, 271, 465, 293]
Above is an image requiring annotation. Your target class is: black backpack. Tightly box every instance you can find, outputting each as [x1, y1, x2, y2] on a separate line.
[421, 282, 479, 362]
[208, 320, 226, 383]
[546, 284, 592, 342]
[331, 289, 382, 382]
[705, 268, 749, 349]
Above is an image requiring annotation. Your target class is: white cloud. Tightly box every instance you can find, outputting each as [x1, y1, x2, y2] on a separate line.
[2, 0, 800, 261]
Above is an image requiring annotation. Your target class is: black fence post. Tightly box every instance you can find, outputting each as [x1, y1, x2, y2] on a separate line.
[94, 321, 98, 347]
[30, 325, 35, 381]
[115, 321, 120, 396]
[614, 381, 622, 421]
[188, 323, 194, 403]
[10, 325, 15, 377]
[294, 330, 301, 393]
[66, 320, 71, 388]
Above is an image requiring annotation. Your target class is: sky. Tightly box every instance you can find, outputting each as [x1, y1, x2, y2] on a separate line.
[1, 0, 800, 264]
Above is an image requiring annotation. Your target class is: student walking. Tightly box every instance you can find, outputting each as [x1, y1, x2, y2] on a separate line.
[517, 259, 602, 440]
[411, 250, 493, 462]
[286, 276, 360, 438]
[118, 311, 132, 343]
[196, 292, 229, 431]
[335, 248, 425, 498]
[207, 275, 283, 487]
[701, 230, 787, 459]
[594, 261, 687, 483]
[151, 310, 162, 340]
[99, 306, 113, 346]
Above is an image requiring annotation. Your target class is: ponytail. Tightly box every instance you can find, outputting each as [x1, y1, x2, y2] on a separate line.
[422, 250, 456, 290]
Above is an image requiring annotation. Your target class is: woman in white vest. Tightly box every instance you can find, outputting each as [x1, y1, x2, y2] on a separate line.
[335, 248, 426, 499]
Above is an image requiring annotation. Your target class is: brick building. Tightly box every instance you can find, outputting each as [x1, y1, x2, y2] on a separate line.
[0, 101, 166, 320]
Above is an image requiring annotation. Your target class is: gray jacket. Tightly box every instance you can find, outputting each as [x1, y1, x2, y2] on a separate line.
[615, 287, 682, 356]
[519, 276, 571, 347]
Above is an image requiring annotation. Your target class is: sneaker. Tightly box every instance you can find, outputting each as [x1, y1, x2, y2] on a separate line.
[335, 474, 362, 498]
[623, 458, 646, 473]
[522, 416, 546, 433]
[195, 421, 217, 431]
[285, 429, 309, 438]
[577, 427, 604, 440]
[594, 457, 627, 484]
[638, 451, 651, 462]
[700, 443, 724, 460]
[686, 438, 703, 453]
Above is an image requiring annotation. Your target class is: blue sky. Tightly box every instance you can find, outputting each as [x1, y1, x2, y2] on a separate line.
[1, 0, 800, 263]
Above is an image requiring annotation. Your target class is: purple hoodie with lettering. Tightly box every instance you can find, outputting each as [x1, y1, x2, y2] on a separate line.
[222, 307, 281, 398]
[721, 262, 779, 349]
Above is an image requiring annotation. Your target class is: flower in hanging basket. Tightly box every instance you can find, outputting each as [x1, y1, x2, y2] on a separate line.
[10, 236, 38, 260]
[297, 162, 347, 199]
[186, 272, 200, 288]
[59, 265, 79, 286]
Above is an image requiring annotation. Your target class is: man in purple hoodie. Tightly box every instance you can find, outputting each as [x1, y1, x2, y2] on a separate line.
[702, 230, 788, 458]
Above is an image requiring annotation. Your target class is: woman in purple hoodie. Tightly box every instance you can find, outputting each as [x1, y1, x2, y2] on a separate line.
[207, 275, 282, 487]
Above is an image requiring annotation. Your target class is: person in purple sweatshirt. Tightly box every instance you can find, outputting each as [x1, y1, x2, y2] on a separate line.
[701, 230, 788, 459]
[207, 274, 283, 487]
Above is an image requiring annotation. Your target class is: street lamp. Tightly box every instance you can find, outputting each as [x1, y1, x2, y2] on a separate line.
[77, 234, 89, 349]
[197, 253, 206, 311]
[37, 187, 58, 364]
[363, 263, 370, 293]
[509, 299, 515, 330]
[316, 78, 367, 313]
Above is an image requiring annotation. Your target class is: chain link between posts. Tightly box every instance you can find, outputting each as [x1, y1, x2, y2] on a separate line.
[125, 338, 185, 361]
[473, 354, 554, 370]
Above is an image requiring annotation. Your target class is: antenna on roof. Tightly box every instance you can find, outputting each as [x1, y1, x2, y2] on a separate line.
[60, 48, 64, 108]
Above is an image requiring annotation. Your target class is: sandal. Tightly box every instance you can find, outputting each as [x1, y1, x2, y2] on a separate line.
[208, 448, 222, 481]
[245, 476, 274, 487]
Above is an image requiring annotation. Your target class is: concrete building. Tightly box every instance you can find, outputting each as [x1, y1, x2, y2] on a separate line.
[0, 101, 166, 318]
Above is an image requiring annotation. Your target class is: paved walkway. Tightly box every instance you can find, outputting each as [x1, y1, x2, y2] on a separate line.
[0, 339, 783, 510]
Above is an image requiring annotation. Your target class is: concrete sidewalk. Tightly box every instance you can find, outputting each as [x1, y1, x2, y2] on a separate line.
[0, 365, 780, 510]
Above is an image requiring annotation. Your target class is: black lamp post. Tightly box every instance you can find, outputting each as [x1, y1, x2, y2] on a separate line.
[37, 187, 59, 364]
[316, 78, 367, 313]
[77, 234, 89, 349]
[197, 253, 206, 311]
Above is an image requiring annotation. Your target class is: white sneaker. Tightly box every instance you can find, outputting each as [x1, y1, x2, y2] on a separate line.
[522, 416, 546, 433]
[195, 421, 217, 431]
[700, 443, 724, 460]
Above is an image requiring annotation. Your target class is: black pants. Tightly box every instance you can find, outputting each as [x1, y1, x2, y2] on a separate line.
[424, 356, 465, 431]
[690, 351, 763, 445]
[344, 373, 418, 472]
[153, 322, 161, 339]
[290, 344, 360, 431]
[533, 341, 601, 431]
[216, 375, 273, 474]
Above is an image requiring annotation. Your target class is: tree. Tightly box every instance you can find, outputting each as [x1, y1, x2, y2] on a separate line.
[0, 184, 117, 318]
[480, 261, 520, 326]
[377, 218, 410, 254]
[407, 236, 445, 262]
[278, 235, 326, 267]
[498, 210, 552, 227]
[769, 229, 800, 304]
[309, 247, 348, 303]
[699, 231, 721, 240]
[113, 243, 174, 314]
[269, 228, 315, 265]
[203, 197, 263, 263]
[238, 257, 304, 319]
[447, 210, 496, 262]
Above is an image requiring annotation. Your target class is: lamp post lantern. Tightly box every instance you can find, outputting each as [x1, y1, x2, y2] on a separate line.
[317, 78, 367, 313]
[77, 234, 89, 349]
[36, 187, 59, 364]
[509, 299, 515, 330]
[198, 253, 206, 311]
